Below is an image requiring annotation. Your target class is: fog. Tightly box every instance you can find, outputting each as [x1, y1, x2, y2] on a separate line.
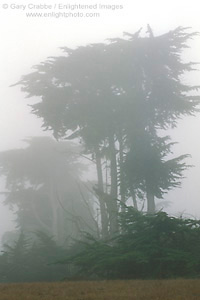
[0, 0, 200, 249]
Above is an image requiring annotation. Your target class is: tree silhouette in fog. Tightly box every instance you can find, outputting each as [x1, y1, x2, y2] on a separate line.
[0, 137, 97, 245]
[15, 26, 200, 237]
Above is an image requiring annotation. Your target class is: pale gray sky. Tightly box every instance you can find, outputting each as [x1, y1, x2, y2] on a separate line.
[0, 0, 200, 242]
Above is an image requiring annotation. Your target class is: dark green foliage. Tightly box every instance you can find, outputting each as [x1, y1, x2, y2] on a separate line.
[0, 232, 30, 282]
[0, 231, 69, 283]
[16, 27, 200, 137]
[64, 209, 200, 279]
[124, 134, 190, 199]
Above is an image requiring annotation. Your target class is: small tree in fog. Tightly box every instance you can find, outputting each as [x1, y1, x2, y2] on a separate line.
[0, 137, 98, 245]
[124, 133, 190, 213]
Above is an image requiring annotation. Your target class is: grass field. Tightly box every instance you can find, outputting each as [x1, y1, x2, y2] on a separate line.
[0, 279, 200, 300]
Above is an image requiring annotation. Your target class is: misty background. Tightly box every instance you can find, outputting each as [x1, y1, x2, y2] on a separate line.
[0, 0, 200, 247]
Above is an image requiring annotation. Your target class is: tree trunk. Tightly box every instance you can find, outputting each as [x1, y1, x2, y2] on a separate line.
[146, 185, 155, 214]
[130, 186, 138, 211]
[118, 133, 126, 212]
[49, 185, 59, 241]
[95, 147, 109, 239]
[30, 196, 50, 234]
[49, 178, 65, 245]
[108, 134, 119, 236]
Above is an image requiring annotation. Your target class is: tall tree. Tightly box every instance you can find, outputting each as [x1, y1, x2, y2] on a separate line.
[14, 27, 200, 232]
